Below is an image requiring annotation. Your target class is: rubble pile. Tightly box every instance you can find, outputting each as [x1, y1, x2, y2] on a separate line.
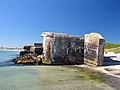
[13, 43, 43, 65]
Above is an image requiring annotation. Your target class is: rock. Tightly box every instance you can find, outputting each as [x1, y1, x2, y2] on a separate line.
[13, 53, 38, 65]
[13, 41, 43, 65]
[32, 56, 37, 60]
[36, 55, 43, 65]
[84, 33, 105, 66]
[16, 60, 22, 64]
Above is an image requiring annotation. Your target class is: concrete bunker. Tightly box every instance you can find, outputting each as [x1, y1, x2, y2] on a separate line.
[84, 33, 105, 66]
[13, 32, 105, 66]
[41, 32, 84, 64]
[41, 32, 105, 66]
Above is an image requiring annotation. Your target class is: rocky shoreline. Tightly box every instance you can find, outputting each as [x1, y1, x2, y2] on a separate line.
[12, 43, 43, 65]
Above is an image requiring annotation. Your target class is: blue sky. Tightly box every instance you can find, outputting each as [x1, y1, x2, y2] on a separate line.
[0, 0, 120, 47]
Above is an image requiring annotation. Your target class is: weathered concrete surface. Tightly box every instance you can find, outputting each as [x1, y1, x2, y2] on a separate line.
[30, 46, 43, 55]
[41, 32, 84, 64]
[34, 43, 43, 47]
[84, 33, 105, 66]
[50, 33, 70, 64]
[41, 32, 54, 64]
[20, 51, 31, 56]
[24, 46, 33, 51]
[68, 36, 84, 64]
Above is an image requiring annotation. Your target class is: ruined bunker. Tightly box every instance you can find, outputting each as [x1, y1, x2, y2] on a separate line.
[41, 32, 84, 64]
[84, 33, 105, 66]
[16, 32, 105, 66]
[41, 32, 105, 66]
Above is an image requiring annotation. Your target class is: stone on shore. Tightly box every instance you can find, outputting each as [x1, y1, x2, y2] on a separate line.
[13, 43, 43, 65]
[13, 53, 43, 65]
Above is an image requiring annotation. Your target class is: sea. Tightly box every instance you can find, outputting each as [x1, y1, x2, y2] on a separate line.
[0, 50, 19, 66]
[0, 50, 116, 90]
[0, 50, 41, 90]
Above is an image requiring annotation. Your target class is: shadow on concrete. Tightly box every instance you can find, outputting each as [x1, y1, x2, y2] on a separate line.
[103, 56, 120, 66]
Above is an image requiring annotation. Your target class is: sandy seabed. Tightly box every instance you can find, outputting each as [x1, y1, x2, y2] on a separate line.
[0, 52, 120, 90]
[0, 65, 117, 90]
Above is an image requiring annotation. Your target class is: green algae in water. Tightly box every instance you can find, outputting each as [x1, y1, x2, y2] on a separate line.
[0, 65, 116, 90]
[65, 66, 106, 83]
[38, 66, 115, 90]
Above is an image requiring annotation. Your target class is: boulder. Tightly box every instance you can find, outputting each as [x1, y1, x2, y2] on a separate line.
[13, 53, 37, 65]
[36, 55, 43, 65]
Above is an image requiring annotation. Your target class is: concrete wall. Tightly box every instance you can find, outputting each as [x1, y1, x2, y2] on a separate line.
[41, 32, 84, 64]
[41, 32, 105, 66]
[84, 33, 105, 66]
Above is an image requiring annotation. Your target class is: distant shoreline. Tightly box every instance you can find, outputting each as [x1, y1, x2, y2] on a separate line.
[0, 49, 24, 52]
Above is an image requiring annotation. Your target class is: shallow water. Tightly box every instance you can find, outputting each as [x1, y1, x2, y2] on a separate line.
[0, 50, 19, 66]
[0, 66, 41, 90]
[0, 51, 117, 90]
[0, 51, 19, 61]
[0, 66, 116, 90]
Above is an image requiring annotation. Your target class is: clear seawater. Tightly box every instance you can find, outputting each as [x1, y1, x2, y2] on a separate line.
[0, 50, 19, 66]
[0, 51, 116, 90]
[0, 50, 41, 90]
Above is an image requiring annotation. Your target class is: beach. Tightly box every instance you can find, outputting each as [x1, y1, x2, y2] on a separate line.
[76, 52, 120, 78]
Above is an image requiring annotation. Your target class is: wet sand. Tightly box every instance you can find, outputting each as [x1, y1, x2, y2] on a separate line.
[106, 75, 120, 90]
[74, 52, 120, 90]
[0, 65, 116, 90]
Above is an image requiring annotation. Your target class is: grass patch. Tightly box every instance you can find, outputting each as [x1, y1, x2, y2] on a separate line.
[104, 43, 120, 53]
[105, 43, 120, 49]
